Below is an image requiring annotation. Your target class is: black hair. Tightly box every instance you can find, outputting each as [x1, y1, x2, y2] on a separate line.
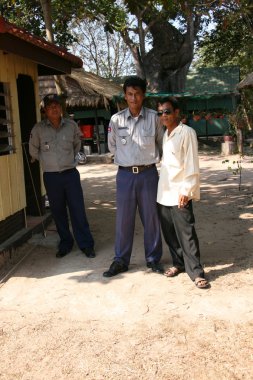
[123, 76, 147, 93]
[158, 96, 179, 111]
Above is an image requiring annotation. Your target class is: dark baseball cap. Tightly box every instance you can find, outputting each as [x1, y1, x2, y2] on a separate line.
[42, 94, 61, 108]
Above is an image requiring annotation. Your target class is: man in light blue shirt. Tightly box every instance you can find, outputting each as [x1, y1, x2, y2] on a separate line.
[103, 76, 164, 277]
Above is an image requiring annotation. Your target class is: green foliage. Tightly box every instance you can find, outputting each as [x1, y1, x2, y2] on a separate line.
[0, 1, 222, 50]
[222, 158, 243, 190]
[223, 122, 237, 137]
[0, 0, 43, 37]
[2, 0, 251, 91]
[0, 0, 85, 46]
[222, 155, 253, 191]
[196, 0, 253, 76]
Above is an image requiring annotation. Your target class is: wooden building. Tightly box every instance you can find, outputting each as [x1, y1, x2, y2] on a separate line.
[0, 16, 82, 245]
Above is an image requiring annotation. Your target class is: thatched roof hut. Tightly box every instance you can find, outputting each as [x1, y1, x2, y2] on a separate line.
[39, 68, 123, 109]
[237, 73, 253, 90]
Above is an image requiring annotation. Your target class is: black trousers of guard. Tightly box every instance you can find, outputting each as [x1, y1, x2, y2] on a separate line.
[158, 201, 204, 281]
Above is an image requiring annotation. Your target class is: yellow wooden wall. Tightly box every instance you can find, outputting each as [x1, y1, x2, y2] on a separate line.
[0, 51, 41, 221]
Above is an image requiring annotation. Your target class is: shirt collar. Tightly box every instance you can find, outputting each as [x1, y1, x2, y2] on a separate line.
[126, 107, 145, 119]
[45, 117, 64, 128]
[165, 122, 183, 139]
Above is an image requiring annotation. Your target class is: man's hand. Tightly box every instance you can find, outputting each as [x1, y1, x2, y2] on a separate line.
[30, 157, 36, 163]
[178, 194, 189, 208]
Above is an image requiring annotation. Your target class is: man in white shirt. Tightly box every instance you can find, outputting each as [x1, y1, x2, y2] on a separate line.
[157, 97, 210, 289]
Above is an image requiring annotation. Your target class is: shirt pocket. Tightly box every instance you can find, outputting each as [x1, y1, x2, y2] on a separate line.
[117, 127, 131, 145]
[166, 140, 183, 167]
[60, 134, 74, 152]
[118, 127, 130, 137]
[141, 125, 155, 145]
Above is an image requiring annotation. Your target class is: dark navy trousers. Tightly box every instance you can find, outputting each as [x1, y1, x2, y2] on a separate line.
[43, 168, 94, 252]
[114, 166, 162, 266]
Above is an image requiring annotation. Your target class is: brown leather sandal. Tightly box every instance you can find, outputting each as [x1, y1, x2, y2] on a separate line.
[164, 267, 184, 277]
[195, 278, 210, 289]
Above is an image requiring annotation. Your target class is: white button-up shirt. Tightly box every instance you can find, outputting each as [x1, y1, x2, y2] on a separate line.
[157, 122, 200, 206]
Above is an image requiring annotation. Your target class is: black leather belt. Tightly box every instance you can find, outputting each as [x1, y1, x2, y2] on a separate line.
[47, 168, 76, 174]
[119, 164, 155, 174]
[59, 168, 76, 174]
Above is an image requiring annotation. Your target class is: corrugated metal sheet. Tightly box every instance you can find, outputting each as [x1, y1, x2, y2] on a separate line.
[184, 66, 240, 96]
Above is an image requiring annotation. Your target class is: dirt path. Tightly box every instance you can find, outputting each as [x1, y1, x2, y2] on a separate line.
[0, 150, 253, 380]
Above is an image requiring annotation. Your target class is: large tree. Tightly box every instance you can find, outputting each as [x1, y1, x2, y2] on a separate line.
[88, 0, 212, 92]
[0, 0, 227, 92]
[83, 0, 234, 92]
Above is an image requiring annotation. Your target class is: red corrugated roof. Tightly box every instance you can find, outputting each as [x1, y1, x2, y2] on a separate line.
[0, 16, 82, 68]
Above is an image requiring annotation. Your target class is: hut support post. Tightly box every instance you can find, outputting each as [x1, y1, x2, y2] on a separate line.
[94, 109, 101, 155]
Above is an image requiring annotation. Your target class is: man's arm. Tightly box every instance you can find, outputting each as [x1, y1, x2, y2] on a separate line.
[107, 118, 116, 155]
[73, 123, 82, 156]
[155, 118, 165, 158]
[180, 128, 200, 198]
[29, 126, 40, 162]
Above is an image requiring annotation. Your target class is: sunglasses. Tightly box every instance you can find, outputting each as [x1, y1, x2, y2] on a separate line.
[157, 109, 173, 116]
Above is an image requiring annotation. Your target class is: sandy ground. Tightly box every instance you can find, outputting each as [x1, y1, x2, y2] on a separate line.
[0, 147, 253, 380]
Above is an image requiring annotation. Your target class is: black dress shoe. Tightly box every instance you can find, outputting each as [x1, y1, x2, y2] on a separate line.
[147, 261, 164, 274]
[81, 247, 96, 258]
[56, 250, 71, 258]
[103, 261, 128, 277]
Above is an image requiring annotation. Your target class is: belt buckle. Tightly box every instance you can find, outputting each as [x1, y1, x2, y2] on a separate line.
[132, 166, 139, 174]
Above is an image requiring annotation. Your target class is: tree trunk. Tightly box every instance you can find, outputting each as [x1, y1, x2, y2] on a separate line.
[121, 7, 199, 93]
[237, 128, 243, 155]
[121, 31, 146, 79]
[40, 0, 54, 42]
[40, 0, 67, 114]
[142, 19, 195, 92]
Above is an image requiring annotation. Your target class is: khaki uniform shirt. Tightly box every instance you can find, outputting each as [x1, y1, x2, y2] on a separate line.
[29, 117, 81, 172]
[108, 107, 164, 166]
[157, 123, 200, 206]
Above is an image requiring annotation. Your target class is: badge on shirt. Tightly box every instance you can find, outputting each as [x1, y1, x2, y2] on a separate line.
[121, 138, 127, 145]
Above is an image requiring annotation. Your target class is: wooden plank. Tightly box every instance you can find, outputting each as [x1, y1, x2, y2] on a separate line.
[0, 52, 8, 82]
[9, 154, 26, 212]
[15, 148, 26, 210]
[0, 156, 12, 220]
[0, 52, 39, 221]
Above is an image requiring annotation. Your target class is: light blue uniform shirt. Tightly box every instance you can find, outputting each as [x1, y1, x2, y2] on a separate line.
[108, 107, 164, 166]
